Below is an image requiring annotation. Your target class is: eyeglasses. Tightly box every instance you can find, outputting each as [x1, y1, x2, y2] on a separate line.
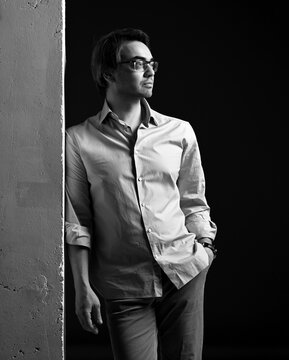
[118, 58, 159, 73]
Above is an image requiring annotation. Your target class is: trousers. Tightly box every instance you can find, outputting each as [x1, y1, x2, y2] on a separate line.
[104, 267, 209, 360]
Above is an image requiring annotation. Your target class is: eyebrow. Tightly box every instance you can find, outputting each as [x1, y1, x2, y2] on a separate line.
[129, 56, 155, 61]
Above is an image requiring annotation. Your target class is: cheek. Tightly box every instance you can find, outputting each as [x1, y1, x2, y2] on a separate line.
[122, 78, 141, 92]
[115, 72, 143, 92]
[120, 73, 142, 86]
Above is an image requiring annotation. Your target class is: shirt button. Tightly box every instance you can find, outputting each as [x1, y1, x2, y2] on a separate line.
[138, 177, 143, 181]
[147, 228, 152, 233]
[141, 203, 145, 207]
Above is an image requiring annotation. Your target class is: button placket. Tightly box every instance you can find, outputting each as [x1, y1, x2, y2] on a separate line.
[134, 131, 153, 245]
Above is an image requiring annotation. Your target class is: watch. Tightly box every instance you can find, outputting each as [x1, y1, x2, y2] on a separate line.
[200, 242, 217, 258]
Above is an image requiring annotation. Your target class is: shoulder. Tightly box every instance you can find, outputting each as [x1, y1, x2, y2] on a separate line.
[151, 109, 197, 138]
[66, 115, 98, 145]
[66, 116, 95, 137]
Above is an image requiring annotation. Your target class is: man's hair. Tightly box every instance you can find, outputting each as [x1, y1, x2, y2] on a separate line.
[91, 28, 151, 96]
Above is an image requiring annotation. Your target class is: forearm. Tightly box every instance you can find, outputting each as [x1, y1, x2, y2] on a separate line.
[178, 122, 217, 242]
[68, 245, 91, 291]
[185, 212, 217, 241]
[67, 244, 103, 334]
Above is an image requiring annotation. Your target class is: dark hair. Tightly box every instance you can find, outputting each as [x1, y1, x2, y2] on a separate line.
[91, 28, 151, 96]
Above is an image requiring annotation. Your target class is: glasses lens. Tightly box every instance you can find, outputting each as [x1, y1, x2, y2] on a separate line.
[143, 61, 158, 72]
[127, 60, 159, 72]
[133, 60, 144, 71]
[152, 61, 158, 72]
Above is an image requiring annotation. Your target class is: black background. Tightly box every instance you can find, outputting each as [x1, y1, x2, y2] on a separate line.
[65, 2, 288, 359]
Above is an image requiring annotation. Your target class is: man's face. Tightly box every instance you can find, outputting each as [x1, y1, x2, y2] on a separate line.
[110, 41, 155, 99]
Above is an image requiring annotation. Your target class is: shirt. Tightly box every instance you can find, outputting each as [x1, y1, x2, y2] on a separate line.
[65, 99, 217, 299]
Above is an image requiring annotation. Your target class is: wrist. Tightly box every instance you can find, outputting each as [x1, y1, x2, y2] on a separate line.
[199, 241, 217, 258]
[198, 237, 212, 245]
[74, 278, 91, 292]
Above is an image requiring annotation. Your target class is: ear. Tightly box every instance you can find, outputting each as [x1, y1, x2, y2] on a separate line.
[103, 73, 115, 82]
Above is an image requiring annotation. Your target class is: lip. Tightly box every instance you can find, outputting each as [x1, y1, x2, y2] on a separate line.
[143, 82, 154, 87]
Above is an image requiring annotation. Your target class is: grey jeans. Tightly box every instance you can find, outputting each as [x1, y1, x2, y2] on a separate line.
[105, 267, 210, 360]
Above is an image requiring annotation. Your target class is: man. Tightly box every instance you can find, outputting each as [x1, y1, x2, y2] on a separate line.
[65, 28, 217, 360]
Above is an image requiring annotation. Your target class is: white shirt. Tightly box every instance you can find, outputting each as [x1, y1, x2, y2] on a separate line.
[65, 99, 217, 299]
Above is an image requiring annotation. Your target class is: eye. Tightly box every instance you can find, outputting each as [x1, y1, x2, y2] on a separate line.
[134, 60, 144, 70]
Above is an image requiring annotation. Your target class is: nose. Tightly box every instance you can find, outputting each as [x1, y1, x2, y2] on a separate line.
[144, 63, 155, 77]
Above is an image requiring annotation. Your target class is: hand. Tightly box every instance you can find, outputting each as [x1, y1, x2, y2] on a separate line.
[204, 246, 214, 265]
[75, 286, 103, 335]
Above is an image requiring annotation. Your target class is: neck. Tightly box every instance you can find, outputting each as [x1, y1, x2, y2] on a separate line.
[106, 93, 143, 131]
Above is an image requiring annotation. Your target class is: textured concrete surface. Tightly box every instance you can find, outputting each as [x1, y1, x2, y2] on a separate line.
[0, 0, 64, 359]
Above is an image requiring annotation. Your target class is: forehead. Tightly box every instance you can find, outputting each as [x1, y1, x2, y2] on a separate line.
[119, 41, 153, 60]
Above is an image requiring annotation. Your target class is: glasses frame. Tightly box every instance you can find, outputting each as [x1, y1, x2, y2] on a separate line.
[117, 58, 159, 73]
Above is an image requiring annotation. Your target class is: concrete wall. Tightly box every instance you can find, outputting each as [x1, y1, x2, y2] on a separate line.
[0, 0, 64, 359]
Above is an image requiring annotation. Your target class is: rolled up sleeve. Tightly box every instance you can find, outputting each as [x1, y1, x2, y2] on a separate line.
[65, 130, 92, 248]
[177, 122, 217, 241]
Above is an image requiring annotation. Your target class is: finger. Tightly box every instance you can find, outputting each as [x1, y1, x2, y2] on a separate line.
[92, 304, 103, 326]
[79, 310, 99, 334]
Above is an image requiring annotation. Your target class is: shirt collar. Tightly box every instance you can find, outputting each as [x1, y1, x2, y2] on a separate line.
[98, 98, 158, 126]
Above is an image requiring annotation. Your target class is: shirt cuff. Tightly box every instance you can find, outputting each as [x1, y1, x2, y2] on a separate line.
[65, 222, 91, 248]
[186, 216, 217, 241]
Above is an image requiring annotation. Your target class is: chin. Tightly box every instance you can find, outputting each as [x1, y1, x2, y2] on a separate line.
[142, 90, 153, 98]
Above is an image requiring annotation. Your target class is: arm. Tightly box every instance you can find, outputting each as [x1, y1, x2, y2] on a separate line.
[65, 130, 102, 334]
[68, 245, 102, 334]
[177, 122, 217, 243]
